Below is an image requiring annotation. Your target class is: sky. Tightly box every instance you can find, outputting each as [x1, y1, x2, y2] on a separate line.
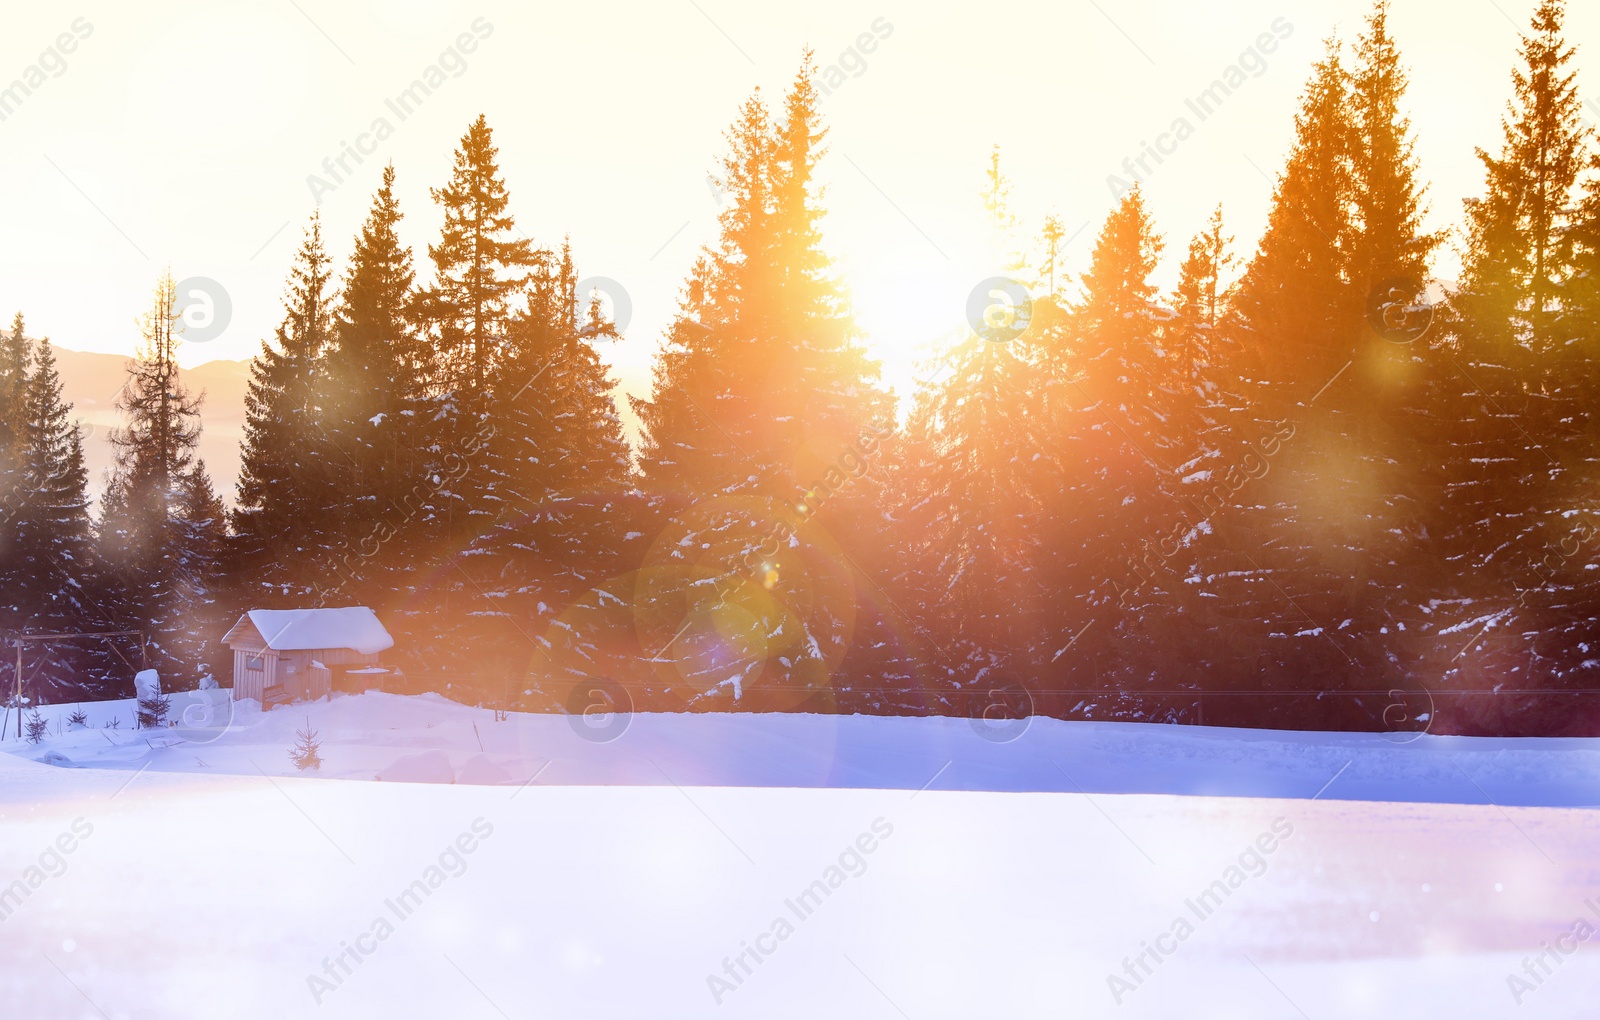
[2, 0, 1598, 410]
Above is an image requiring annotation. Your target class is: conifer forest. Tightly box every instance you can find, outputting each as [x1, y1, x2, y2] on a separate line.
[7, 1, 1600, 739]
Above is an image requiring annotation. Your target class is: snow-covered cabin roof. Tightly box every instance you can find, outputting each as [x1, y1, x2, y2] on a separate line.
[223, 607, 394, 656]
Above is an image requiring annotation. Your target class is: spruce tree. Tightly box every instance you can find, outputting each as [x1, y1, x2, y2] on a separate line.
[171, 459, 228, 681]
[461, 243, 640, 688]
[0, 313, 30, 596]
[1206, 22, 1444, 718]
[1168, 205, 1245, 469]
[425, 115, 537, 395]
[634, 90, 777, 501]
[1465, 0, 1600, 721]
[490, 241, 632, 574]
[408, 115, 542, 583]
[1431, 0, 1594, 713]
[1231, 36, 1357, 401]
[323, 165, 429, 602]
[631, 58, 890, 710]
[888, 333, 1048, 699]
[0, 312, 27, 437]
[1457, 0, 1586, 350]
[16, 336, 95, 619]
[234, 214, 339, 595]
[100, 271, 219, 684]
[1347, 1, 1441, 300]
[1338, 0, 1445, 691]
[1039, 190, 1192, 704]
[0, 335, 102, 699]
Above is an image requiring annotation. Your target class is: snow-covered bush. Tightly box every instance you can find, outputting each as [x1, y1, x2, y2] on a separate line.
[134, 669, 160, 700]
[135, 669, 171, 728]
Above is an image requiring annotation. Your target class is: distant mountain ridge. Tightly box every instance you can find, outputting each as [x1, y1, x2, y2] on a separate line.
[48, 345, 250, 507]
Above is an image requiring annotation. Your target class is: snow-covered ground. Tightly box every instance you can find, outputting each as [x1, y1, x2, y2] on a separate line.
[9, 690, 1600, 806]
[2, 693, 1598, 1017]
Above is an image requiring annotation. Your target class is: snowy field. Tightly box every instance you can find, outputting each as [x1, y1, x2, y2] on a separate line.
[2, 693, 1599, 1017]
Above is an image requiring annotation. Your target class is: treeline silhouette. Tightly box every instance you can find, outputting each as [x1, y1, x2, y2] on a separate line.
[6, 1, 1600, 736]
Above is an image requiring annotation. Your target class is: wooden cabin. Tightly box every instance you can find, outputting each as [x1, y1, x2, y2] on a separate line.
[222, 607, 394, 704]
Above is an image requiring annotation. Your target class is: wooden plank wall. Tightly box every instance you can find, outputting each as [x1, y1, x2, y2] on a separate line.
[231, 644, 377, 703]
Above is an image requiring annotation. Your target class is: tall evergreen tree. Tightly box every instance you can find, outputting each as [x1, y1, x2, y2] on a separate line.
[0, 335, 105, 700]
[490, 242, 633, 571]
[889, 333, 1048, 692]
[632, 58, 891, 709]
[1169, 205, 1243, 458]
[1431, 0, 1600, 725]
[1039, 189, 1192, 699]
[233, 214, 339, 595]
[322, 165, 430, 601]
[0, 312, 30, 580]
[1200, 13, 1448, 720]
[1232, 36, 1357, 399]
[981, 144, 1027, 278]
[453, 243, 641, 686]
[100, 272, 219, 683]
[1347, 1, 1441, 301]
[16, 336, 95, 617]
[1456, 0, 1587, 350]
[425, 115, 537, 395]
[1338, 0, 1446, 677]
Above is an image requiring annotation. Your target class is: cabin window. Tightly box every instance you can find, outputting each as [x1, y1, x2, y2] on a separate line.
[246, 655, 264, 671]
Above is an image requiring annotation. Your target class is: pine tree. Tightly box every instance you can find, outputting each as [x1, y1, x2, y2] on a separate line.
[455, 241, 640, 683]
[1202, 28, 1418, 719]
[888, 333, 1049, 700]
[633, 90, 777, 500]
[288, 717, 322, 770]
[15, 336, 95, 620]
[1425, 0, 1595, 715]
[100, 271, 219, 683]
[322, 166, 429, 601]
[631, 59, 891, 710]
[234, 214, 339, 595]
[1347, 1, 1442, 301]
[491, 242, 633, 571]
[1035, 189, 1196, 706]
[1457, 0, 1586, 350]
[171, 459, 228, 681]
[1231, 36, 1357, 400]
[1334, 1, 1447, 690]
[0, 335, 103, 700]
[404, 115, 543, 588]
[0, 313, 31, 607]
[425, 115, 537, 395]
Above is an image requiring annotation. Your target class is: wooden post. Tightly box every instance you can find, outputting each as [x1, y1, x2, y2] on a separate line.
[15, 638, 22, 739]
